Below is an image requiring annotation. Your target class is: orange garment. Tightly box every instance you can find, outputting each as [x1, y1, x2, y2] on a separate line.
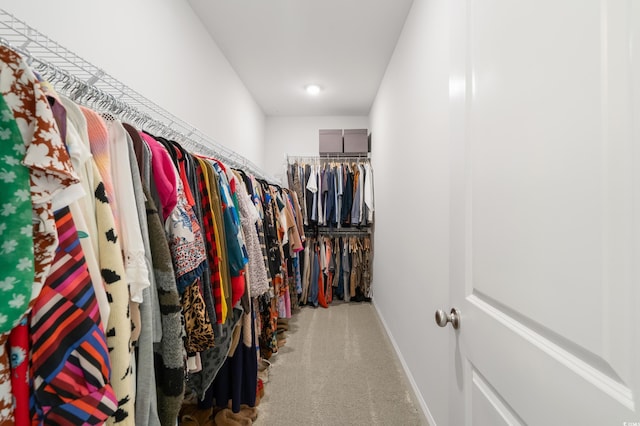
[317, 245, 328, 308]
[324, 238, 333, 304]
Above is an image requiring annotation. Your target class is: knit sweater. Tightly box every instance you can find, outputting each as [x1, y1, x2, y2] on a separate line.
[81, 107, 120, 234]
[87, 136, 134, 425]
[124, 128, 161, 426]
[145, 188, 184, 426]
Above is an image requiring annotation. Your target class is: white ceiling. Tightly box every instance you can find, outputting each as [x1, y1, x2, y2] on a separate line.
[187, 0, 414, 117]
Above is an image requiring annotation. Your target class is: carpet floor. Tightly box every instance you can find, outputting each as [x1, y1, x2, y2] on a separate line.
[253, 302, 429, 425]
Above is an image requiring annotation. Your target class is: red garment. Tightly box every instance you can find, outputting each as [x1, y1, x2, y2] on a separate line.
[317, 247, 328, 309]
[195, 160, 223, 323]
[325, 240, 333, 304]
[231, 273, 247, 309]
[9, 321, 29, 425]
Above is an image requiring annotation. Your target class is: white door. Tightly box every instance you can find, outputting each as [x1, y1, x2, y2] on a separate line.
[446, 0, 640, 425]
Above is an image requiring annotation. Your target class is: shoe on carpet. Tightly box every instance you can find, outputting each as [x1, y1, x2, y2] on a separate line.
[179, 404, 214, 426]
[240, 404, 258, 422]
[214, 408, 252, 426]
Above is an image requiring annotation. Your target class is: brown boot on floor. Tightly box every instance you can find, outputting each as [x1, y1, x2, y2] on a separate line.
[276, 319, 289, 331]
[180, 405, 215, 426]
[242, 405, 258, 422]
[214, 408, 252, 426]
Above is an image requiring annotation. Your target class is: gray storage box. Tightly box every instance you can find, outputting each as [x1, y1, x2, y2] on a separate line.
[343, 129, 369, 153]
[319, 129, 343, 154]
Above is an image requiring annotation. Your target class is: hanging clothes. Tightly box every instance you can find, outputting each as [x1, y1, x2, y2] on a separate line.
[0, 45, 83, 327]
[299, 234, 373, 305]
[0, 92, 34, 336]
[144, 191, 185, 426]
[30, 207, 118, 425]
[83, 108, 135, 426]
[0, 40, 317, 426]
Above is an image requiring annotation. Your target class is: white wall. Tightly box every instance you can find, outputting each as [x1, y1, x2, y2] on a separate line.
[0, 0, 265, 166]
[264, 115, 369, 182]
[369, 0, 450, 424]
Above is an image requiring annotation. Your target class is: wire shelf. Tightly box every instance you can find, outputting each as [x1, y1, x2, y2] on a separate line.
[0, 8, 277, 183]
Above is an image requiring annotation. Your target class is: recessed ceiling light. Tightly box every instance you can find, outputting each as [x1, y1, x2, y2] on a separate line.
[305, 84, 321, 96]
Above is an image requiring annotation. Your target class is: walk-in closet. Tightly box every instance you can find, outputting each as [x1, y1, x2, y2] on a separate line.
[0, 1, 639, 425]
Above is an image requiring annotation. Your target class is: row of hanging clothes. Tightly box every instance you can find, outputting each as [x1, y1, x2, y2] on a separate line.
[300, 233, 373, 307]
[286, 156, 375, 230]
[0, 44, 305, 426]
[286, 156, 375, 306]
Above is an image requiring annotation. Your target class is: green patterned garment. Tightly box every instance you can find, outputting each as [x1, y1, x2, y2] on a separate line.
[0, 91, 34, 333]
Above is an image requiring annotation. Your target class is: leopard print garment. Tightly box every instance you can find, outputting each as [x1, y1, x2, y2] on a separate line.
[182, 279, 215, 354]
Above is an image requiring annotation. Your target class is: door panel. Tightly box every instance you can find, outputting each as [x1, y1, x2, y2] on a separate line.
[450, 0, 639, 424]
[470, 0, 608, 357]
[471, 370, 525, 426]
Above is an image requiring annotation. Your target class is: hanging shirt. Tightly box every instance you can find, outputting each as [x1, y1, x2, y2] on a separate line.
[364, 163, 375, 224]
[304, 164, 314, 224]
[357, 163, 366, 225]
[0, 92, 34, 335]
[140, 132, 178, 221]
[102, 114, 150, 303]
[336, 165, 343, 226]
[0, 91, 33, 426]
[199, 158, 230, 324]
[317, 166, 325, 225]
[351, 164, 363, 225]
[234, 171, 270, 297]
[61, 97, 111, 330]
[213, 161, 248, 308]
[331, 167, 340, 226]
[342, 239, 351, 302]
[0, 46, 83, 313]
[165, 166, 208, 294]
[306, 164, 318, 223]
[342, 167, 354, 225]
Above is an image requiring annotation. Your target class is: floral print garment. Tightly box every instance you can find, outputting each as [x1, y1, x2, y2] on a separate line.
[0, 46, 82, 426]
[165, 163, 207, 295]
[0, 46, 81, 306]
[0, 91, 33, 334]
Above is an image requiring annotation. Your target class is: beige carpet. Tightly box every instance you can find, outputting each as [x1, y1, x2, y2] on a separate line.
[254, 302, 428, 425]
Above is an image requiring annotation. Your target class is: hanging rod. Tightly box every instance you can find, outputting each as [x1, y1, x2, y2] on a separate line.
[0, 8, 278, 183]
[287, 153, 371, 164]
[306, 227, 372, 237]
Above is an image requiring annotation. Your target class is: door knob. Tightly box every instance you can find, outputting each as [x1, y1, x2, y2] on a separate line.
[435, 308, 461, 329]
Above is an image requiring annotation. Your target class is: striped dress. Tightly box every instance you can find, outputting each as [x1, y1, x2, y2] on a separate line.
[30, 207, 117, 424]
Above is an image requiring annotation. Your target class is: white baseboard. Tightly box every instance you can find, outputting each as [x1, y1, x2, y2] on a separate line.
[372, 300, 437, 426]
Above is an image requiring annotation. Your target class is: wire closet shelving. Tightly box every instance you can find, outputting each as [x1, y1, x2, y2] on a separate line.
[0, 8, 277, 183]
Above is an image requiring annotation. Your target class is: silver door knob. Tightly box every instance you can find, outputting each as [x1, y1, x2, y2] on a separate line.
[435, 308, 461, 329]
